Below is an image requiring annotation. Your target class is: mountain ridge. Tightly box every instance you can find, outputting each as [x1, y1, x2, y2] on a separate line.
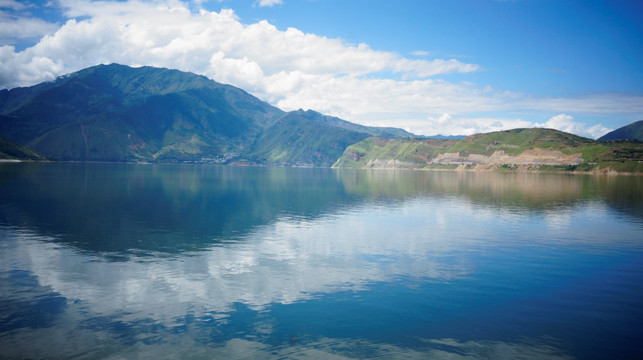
[0, 64, 413, 165]
[1, 64, 640, 173]
[0, 64, 286, 161]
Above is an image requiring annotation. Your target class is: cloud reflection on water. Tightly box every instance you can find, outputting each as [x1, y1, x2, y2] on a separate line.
[1, 164, 641, 359]
[1, 193, 626, 359]
[2, 197, 476, 319]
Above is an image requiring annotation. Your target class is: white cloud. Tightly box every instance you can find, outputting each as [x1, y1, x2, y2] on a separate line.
[418, 114, 533, 136]
[392, 58, 480, 78]
[1, 1, 477, 89]
[0, 45, 64, 87]
[536, 113, 611, 139]
[192, 0, 213, 6]
[0, 0, 30, 11]
[517, 94, 643, 115]
[411, 50, 430, 56]
[410, 113, 611, 138]
[273, 76, 501, 119]
[257, 0, 283, 7]
[0, 11, 59, 43]
[0, 0, 640, 137]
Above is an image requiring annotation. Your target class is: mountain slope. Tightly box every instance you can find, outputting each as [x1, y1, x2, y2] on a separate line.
[250, 110, 372, 166]
[0, 64, 413, 165]
[296, 110, 413, 139]
[0, 133, 47, 160]
[334, 128, 643, 173]
[0, 64, 284, 161]
[598, 120, 643, 141]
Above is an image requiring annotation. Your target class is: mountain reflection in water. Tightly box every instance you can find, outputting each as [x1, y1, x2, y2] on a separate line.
[0, 163, 641, 359]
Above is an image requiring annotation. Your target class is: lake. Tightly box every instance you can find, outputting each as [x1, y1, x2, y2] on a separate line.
[1, 162, 642, 359]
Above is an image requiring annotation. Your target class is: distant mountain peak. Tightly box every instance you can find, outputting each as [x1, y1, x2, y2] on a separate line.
[598, 120, 643, 142]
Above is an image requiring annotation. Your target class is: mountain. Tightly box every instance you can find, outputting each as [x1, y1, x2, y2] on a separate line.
[598, 120, 643, 141]
[0, 64, 284, 162]
[250, 110, 370, 167]
[0, 64, 413, 165]
[5, 64, 637, 172]
[249, 109, 417, 166]
[334, 128, 643, 173]
[0, 134, 47, 160]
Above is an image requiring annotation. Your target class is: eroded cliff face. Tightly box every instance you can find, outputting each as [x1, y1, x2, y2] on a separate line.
[346, 148, 585, 171]
[432, 149, 583, 166]
[364, 159, 417, 168]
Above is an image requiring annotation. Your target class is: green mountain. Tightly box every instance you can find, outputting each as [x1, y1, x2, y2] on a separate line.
[0, 64, 285, 162]
[0, 64, 413, 165]
[4, 64, 638, 172]
[334, 128, 643, 173]
[0, 134, 47, 160]
[249, 109, 415, 166]
[250, 110, 370, 166]
[598, 120, 643, 141]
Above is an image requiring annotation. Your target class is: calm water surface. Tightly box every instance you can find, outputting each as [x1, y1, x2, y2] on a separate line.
[0, 163, 642, 359]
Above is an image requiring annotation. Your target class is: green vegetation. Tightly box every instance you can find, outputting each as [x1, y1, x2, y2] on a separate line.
[250, 111, 371, 166]
[334, 128, 643, 174]
[443, 128, 593, 156]
[1, 64, 640, 173]
[0, 134, 47, 160]
[0, 64, 410, 165]
[0, 64, 283, 162]
[333, 137, 454, 168]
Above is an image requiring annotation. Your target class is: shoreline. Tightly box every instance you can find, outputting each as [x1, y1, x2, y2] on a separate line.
[2, 159, 639, 176]
[331, 164, 642, 176]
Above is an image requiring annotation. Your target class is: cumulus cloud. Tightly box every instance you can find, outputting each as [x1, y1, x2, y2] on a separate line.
[0, 1, 478, 90]
[536, 113, 611, 139]
[0, 0, 640, 137]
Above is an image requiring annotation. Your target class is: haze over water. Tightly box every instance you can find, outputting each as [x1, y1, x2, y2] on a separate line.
[1, 163, 642, 359]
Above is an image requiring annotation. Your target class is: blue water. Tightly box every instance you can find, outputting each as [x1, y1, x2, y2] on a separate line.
[0, 163, 642, 359]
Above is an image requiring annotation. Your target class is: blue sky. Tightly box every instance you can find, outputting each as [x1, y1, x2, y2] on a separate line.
[1, 0, 642, 137]
[223, 0, 643, 95]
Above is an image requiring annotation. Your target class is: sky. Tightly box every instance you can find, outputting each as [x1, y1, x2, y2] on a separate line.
[1, 0, 642, 138]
